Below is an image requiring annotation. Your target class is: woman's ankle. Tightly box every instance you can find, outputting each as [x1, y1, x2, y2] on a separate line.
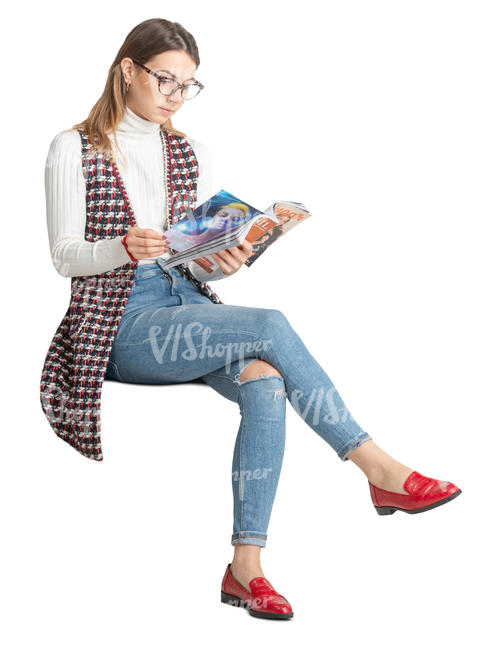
[230, 561, 265, 590]
[368, 462, 414, 493]
[231, 556, 263, 571]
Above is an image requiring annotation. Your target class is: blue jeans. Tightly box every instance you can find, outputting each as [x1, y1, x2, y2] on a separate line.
[105, 261, 373, 547]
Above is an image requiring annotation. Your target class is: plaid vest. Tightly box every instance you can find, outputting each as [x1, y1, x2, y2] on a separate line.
[40, 127, 223, 462]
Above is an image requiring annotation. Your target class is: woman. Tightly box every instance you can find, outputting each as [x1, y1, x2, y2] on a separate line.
[41, 18, 462, 620]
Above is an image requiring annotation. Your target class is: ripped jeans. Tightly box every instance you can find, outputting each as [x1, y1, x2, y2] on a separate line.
[105, 260, 373, 547]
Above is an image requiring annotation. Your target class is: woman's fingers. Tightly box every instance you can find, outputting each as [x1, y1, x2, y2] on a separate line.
[132, 227, 166, 241]
[239, 239, 254, 257]
[130, 240, 168, 250]
[212, 242, 253, 276]
[211, 252, 233, 275]
[218, 245, 250, 265]
[125, 227, 169, 259]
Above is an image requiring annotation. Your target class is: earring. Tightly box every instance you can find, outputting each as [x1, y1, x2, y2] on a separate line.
[126, 82, 130, 93]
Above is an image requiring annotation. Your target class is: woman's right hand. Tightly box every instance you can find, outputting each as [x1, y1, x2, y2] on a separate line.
[124, 227, 168, 259]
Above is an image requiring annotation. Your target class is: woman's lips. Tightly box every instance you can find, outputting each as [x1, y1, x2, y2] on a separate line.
[159, 107, 173, 115]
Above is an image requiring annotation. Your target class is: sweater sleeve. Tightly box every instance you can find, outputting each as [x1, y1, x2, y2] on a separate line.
[44, 129, 131, 278]
[185, 138, 227, 282]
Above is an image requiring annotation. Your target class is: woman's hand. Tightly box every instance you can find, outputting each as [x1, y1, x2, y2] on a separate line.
[211, 240, 254, 276]
[124, 227, 167, 260]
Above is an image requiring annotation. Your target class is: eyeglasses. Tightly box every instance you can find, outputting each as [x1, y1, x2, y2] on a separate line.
[132, 60, 204, 100]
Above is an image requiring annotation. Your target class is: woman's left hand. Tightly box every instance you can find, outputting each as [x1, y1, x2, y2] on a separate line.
[212, 240, 254, 276]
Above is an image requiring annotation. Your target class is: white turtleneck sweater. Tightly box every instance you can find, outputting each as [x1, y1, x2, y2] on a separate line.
[44, 105, 226, 281]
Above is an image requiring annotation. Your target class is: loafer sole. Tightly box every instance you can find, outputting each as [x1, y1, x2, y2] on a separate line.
[375, 488, 462, 515]
[221, 590, 293, 619]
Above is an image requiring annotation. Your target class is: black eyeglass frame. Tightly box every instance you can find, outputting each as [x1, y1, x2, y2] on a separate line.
[131, 60, 204, 99]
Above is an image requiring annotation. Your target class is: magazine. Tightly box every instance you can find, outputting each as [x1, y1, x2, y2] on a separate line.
[158, 189, 312, 273]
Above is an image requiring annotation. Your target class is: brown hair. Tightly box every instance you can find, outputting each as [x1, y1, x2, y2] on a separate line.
[71, 18, 200, 160]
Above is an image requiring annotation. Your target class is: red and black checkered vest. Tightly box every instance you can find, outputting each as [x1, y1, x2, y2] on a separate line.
[40, 127, 223, 462]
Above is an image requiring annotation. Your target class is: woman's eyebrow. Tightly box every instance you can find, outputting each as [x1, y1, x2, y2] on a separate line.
[158, 68, 195, 81]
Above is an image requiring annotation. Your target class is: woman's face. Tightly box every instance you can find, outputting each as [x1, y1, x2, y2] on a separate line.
[214, 207, 246, 226]
[255, 231, 271, 245]
[277, 213, 291, 226]
[121, 50, 198, 124]
[214, 208, 245, 223]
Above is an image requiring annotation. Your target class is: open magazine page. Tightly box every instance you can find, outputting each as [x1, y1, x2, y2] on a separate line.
[158, 190, 276, 269]
[244, 201, 312, 267]
[157, 190, 311, 273]
[188, 200, 312, 273]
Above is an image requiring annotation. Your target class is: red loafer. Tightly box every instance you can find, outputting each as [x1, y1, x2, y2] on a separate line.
[369, 470, 462, 515]
[221, 563, 293, 619]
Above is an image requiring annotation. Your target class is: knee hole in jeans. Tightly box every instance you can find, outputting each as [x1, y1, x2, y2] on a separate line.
[234, 360, 286, 399]
[237, 359, 282, 383]
[234, 359, 287, 400]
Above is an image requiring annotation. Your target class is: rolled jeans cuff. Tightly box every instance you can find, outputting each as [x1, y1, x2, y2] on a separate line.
[231, 532, 268, 547]
[339, 432, 372, 462]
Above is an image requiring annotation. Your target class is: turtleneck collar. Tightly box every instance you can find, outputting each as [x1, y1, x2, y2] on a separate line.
[115, 105, 161, 136]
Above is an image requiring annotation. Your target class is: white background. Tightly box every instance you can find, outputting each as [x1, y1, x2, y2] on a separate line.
[1, 0, 499, 647]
